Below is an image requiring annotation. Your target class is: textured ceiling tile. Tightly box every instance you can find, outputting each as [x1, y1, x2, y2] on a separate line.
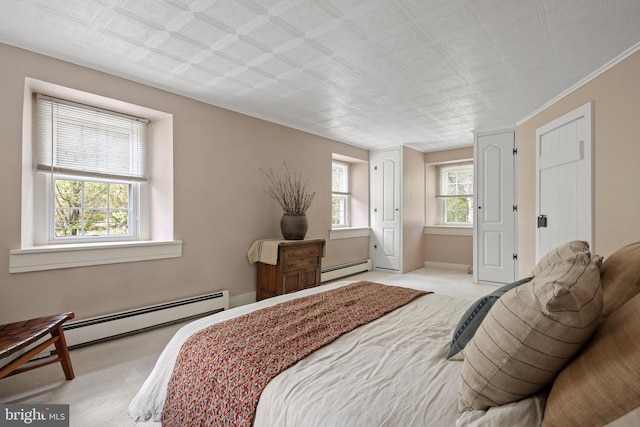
[158, 34, 208, 63]
[309, 20, 367, 54]
[119, 0, 190, 28]
[175, 64, 219, 85]
[140, 49, 185, 72]
[348, 2, 408, 39]
[317, 0, 383, 18]
[280, 69, 322, 90]
[100, 9, 160, 44]
[85, 31, 149, 60]
[31, 0, 107, 27]
[219, 36, 269, 64]
[277, 39, 328, 69]
[242, 19, 297, 51]
[175, 13, 231, 47]
[254, 80, 299, 100]
[276, 0, 338, 35]
[249, 54, 295, 77]
[1, 0, 639, 151]
[193, 52, 239, 76]
[241, 0, 293, 15]
[200, 0, 261, 33]
[228, 66, 274, 87]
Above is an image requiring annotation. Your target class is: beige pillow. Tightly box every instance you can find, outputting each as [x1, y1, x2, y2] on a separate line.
[532, 240, 590, 277]
[600, 241, 640, 318]
[459, 251, 602, 411]
[543, 292, 640, 427]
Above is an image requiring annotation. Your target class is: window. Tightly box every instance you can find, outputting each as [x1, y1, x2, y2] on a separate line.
[53, 178, 133, 238]
[35, 94, 148, 243]
[437, 163, 474, 225]
[331, 161, 350, 228]
[11, 78, 179, 273]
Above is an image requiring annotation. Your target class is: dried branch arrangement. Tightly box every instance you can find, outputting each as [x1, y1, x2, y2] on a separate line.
[261, 163, 315, 214]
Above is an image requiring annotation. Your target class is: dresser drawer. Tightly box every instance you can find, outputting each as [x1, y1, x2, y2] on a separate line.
[282, 245, 322, 260]
[283, 256, 319, 272]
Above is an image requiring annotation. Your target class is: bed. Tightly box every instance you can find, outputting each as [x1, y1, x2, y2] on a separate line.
[128, 241, 640, 427]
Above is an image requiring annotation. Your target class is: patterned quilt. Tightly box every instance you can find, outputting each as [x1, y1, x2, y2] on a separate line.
[162, 281, 429, 426]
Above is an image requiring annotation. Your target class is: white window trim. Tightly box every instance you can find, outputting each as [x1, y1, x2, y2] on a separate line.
[9, 240, 182, 273]
[14, 78, 181, 273]
[423, 225, 472, 236]
[329, 227, 370, 240]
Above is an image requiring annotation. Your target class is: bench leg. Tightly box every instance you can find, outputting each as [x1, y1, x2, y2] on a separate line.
[52, 324, 74, 380]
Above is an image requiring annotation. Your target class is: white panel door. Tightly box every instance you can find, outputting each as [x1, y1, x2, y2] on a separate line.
[536, 102, 593, 261]
[475, 131, 517, 284]
[370, 149, 401, 271]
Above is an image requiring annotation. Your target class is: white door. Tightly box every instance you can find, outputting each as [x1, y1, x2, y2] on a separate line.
[536, 102, 593, 261]
[475, 130, 517, 284]
[370, 149, 401, 271]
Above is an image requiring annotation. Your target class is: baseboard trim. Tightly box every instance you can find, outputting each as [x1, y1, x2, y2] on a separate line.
[424, 261, 470, 272]
[321, 259, 372, 282]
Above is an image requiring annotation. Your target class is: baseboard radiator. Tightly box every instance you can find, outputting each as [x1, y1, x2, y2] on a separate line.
[321, 259, 372, 282]
[62, 291, 229, 349]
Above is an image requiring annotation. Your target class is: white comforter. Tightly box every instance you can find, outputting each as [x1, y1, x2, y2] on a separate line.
[128, 281, 546, 426]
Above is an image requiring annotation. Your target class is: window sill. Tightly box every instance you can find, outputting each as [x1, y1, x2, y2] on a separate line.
[329, 227, 370, 240]
[424, 225, 473, 236]
[9, 240, 183, 273]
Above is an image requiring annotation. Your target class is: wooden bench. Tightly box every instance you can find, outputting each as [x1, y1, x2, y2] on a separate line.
[0, 312, 75, 380]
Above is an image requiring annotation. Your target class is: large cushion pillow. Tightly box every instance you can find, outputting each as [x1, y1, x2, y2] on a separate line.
[599, 241, 640, 318]
[532, 240, 590, 276]
[543, 292, 640, 426]
[447, 277, 533, 359]
[459, 251, 602, 411]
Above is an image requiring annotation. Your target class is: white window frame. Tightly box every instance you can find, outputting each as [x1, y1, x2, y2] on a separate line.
[48, 175, 140, 243]
[34, 94, 149, 244]
[437, 162, 474, 226]
[332, 160, 351, 228]
[10, 78, 180, 273]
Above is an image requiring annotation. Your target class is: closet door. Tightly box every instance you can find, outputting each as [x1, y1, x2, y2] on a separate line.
[475, 130, 517, 284]
[370, 148, 401, 271]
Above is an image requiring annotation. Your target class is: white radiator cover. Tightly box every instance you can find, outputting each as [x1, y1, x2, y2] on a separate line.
[63, 291, 229, 348]
[321, 259, 372, 282]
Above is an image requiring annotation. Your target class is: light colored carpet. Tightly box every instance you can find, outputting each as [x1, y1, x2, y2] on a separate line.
[0, 267, 495, 426]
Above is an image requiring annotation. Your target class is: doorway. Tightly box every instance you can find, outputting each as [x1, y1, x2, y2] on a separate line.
[535, 102, 594, 260]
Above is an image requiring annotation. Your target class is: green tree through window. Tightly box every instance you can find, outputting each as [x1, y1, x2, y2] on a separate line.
[439, 164, 473, 225]
[54, 179, 131, 237]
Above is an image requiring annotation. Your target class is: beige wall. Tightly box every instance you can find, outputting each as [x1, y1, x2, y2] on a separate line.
[423, 147, 474, 267]
[425, 235, 473, 266]
[0, 43, 369, 323]
[517, 50, 640, 276]
[402, 146, 426, 272]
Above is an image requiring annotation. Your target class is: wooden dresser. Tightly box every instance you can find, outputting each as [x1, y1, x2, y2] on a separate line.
[256, 239, 325, 301]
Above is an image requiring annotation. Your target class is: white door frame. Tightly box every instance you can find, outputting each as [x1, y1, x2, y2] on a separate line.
[535, 102, 594, 261]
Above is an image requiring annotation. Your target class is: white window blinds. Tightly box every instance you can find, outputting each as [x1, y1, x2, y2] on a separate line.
[35, 94, 149, 181]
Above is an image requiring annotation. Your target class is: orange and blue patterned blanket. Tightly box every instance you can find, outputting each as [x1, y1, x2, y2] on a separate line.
[162, 281, 428, 426]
